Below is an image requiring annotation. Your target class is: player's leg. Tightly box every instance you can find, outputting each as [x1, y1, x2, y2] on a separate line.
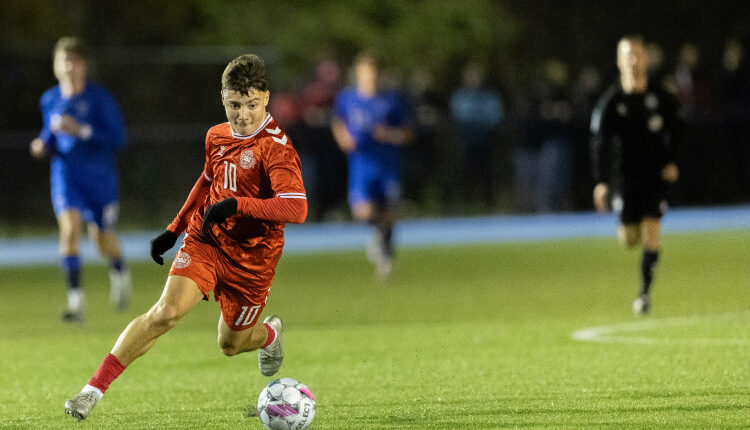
[64, 275, 204, 420]
[217, 315, 269, 356]
[616, 224, 641, 248]
[633, 217, 662, 314]
[215, 272, 282, 375]
[348, 168, 387, 270]
[111, 275, 204, 365]
[218, 308, 284, 376]
[88, 202, 130, 309]
[58, 209, 85, 321]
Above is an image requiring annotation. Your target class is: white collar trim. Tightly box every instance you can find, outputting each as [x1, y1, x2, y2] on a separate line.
[230, 113, 273, 139]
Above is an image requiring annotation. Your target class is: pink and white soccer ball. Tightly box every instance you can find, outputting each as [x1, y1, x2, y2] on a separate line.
[257, 377, 316, 430]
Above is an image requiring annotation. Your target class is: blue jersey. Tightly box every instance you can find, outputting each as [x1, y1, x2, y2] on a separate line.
[333, 87, 411, 167]
[38, 82, 127, 223]
[333, 88, 411, 207]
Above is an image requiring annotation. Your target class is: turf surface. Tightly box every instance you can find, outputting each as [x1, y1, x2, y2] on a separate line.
[1, 230, 748, 428]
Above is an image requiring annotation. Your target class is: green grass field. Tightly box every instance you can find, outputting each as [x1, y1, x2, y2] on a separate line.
[1, 230, 749, 429]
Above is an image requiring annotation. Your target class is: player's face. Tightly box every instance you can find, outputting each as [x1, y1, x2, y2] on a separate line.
[53, 50, 86, 86]
[617, 40, 649, 90]
[355, 61, 378, 96]
[221, 88, 269, 135]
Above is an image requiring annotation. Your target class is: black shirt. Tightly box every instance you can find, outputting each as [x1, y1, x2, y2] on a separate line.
[590, 82, 682, 194]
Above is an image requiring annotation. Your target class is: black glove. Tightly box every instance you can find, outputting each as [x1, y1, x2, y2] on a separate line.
[150, 230, 179, 265]
[201, 197, 238, 234]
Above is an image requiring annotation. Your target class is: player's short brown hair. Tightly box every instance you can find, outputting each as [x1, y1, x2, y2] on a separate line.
[54, 36, 87, 59]
[222, 54, 268, 95]
[618, 34, 645, 48]
[353, 50, 380, 68]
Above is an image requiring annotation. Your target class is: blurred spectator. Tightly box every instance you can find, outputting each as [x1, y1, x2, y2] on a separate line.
[449, 62, 503, 212]
[646, 42, 669, 89]
[675, 42, 714, 119]
[674, 42, 724, 202]
[513, 59, 577, 212]
[571, 65, 603, 209]
[272, 58, 346, 222]
[404, 67, 449, 208]
[301, 59, 346, 221]
[716, 39, 750, 200]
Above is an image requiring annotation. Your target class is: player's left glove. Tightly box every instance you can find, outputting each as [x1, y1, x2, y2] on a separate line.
[201, 197, 238, 234]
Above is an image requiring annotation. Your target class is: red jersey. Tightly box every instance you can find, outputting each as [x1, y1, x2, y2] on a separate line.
[169, 114, 306, 272]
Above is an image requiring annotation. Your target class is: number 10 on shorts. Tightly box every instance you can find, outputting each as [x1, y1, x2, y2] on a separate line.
[234, 305, 260, 327]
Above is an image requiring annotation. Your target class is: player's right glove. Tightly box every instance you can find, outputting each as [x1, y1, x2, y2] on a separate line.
[150, 230, 179, 265]
[201, 197, 238, 234]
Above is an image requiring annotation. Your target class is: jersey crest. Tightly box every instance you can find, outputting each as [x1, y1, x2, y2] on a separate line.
[174, 252, 191, 269]
[240, 149, 256, 169]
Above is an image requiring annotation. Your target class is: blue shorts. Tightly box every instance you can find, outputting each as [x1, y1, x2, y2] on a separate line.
[52, 181, 119, 230]
[347, 157, 401, 208]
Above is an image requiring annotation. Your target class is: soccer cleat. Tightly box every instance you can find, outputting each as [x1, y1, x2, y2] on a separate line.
[64, 391, 99, 421]
[61, 307, 84, 324]
[375, 255, 393, 279]
[633, 294, 650, 315]
[109, 269, 131, 311]
[366, 232, 394, 279]
[365, 232, 382, 265]
[259, 315, 283, 377]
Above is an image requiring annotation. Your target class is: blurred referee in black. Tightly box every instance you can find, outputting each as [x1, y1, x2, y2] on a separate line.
[590, 35, 682, 315]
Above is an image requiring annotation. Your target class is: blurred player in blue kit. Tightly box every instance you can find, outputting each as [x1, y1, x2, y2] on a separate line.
[29, 37, 130, 321]
[591, 35, 682, 315]
[331, 52, 413, 277]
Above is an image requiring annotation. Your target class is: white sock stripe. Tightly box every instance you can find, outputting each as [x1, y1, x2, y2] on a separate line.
[278, 195, 307, 199]
[82, 384, 104, 399]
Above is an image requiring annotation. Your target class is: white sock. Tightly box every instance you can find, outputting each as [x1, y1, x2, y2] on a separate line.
[68, 289, 84, 311]
[81, 384, 104, 399]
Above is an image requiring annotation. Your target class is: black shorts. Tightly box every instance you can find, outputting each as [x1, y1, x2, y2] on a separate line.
[611, 191, 668, 224]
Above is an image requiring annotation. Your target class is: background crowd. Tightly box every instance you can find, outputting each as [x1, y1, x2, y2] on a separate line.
[1, 1, 749, 231]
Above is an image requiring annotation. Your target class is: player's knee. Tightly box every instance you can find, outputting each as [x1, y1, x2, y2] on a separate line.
[620, 236, 639, 249]
[147, 302, 182, 330]
[218, 334, 247, 356]
[219, 340, 241, 356]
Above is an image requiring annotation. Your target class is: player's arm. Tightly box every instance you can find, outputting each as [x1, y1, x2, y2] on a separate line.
[202, 137, 307, 233]
[661, 93, 683, 183]
[75, 89, 127, 149]
[236, 137, 307, 224]
[331, 116, 356, 152]
[373, 93, 415, 146]
[372, 123, 414, 146]
[590, 88, 615, 213]
[30, 96, 58, 158]
[150, 171, 212, 264]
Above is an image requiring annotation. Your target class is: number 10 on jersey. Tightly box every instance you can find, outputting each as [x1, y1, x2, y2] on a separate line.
[224, 161, 237, 191]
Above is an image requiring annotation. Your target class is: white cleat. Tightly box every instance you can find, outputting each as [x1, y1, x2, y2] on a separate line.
[633, 294, 650, 316]
[109, 269, 131, 311]
[64, 391, 99, 421]
[375, 255, 393, 280]
[259, 315, 283, 377]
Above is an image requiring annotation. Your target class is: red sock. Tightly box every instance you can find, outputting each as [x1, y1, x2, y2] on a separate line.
[262, 323, 276, 348]
[88, 353, 126, 394]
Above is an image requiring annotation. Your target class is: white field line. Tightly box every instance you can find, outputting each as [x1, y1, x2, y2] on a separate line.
[572, 312, 750, 346]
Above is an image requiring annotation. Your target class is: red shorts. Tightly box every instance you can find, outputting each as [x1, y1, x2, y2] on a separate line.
[169, 235, 275, 331]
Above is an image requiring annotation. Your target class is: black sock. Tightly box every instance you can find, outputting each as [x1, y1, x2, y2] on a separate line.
[62, 255, 81, 290]
[640, 249, 659, 296]
[379, 223, 394, 258]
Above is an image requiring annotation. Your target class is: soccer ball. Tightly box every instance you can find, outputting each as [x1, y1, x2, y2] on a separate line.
[257, 377, 316, 430]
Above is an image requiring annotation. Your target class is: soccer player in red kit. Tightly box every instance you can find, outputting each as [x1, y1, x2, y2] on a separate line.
[64, 54, 307, 421]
